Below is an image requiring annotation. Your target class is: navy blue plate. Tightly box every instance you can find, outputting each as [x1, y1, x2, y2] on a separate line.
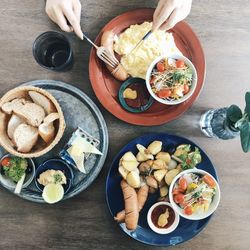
[106, 133, 218, 247]
[35, 159, 74, 194]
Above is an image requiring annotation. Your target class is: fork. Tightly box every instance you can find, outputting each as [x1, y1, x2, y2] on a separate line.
[82, 32, 119, 69]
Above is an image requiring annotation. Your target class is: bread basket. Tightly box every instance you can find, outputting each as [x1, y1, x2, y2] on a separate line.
[0, 86, 66, 158]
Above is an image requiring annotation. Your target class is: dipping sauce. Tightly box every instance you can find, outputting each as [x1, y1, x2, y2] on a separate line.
[124, 82, 151, 109]
[151, 204, 175, 229]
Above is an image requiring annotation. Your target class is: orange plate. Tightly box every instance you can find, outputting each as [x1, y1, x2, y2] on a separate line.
[89, 8, 205, 126]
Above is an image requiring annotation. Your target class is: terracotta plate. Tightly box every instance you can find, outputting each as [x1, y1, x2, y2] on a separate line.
[89, 8, 205, 126]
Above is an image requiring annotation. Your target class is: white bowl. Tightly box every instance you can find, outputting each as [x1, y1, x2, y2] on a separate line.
[147, 201, 180, 234]
[169, 169, 221, 220]
[146, 54, 198, 105]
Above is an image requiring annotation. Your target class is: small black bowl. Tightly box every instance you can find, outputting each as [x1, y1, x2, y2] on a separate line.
[33, 31, 74, 72]
[35, 159, 74, 194]
[118, 77, 154, 113]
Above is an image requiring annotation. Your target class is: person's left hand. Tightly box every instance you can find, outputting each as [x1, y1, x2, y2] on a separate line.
[152, 0, 192, 31]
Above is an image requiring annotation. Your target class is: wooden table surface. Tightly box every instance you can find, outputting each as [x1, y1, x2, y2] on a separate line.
[0, 0, 249, 249]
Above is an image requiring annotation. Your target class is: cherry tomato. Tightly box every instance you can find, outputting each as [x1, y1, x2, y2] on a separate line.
[203, 174, 216, 188]
[156, 62, 165, 72]
[172, 188, 185, 195]
[175, 60, 185, 68]
[184, 205, 193, 215]
[178, 178, 188, 191]
[157, 89, 172, 99]
[183, 84, 190, 94]
[174, 193, 185, 204]
[1, 157, 11, 167]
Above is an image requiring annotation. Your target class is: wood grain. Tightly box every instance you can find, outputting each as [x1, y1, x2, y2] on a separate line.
[0, 0, 250, 249]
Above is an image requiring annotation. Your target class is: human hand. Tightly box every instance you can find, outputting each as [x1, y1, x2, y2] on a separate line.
[45, 0, 83, 39]
[153, 0, 192, 31]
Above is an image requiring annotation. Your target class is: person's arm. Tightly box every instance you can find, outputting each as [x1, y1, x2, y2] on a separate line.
[153, 0, 192, 31]
[45, 0, 83, 39]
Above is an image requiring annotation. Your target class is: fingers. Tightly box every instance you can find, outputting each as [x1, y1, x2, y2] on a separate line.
[159, 9, 178, 31]
[152, 1, 174, 31]
[64, 6, 83, 39]
[73, 0, 81, 25]
[54, 11, 72, 32]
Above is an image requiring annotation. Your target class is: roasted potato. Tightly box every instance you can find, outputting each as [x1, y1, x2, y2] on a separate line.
[121, 160, 139, 171]
[146, 159, 154, 167]
[126, 170, 140, 188]
[146, 176, 158, 189]
[165, 169, 180, 185]
[147, 141, 162, 155]
[122, 151, 137, 161]
[138, 162, 151, 173]
[156, 152, 171, 164]
[152, 159, 167, 170]
[149, 187, 157, 194]
[154, 169, 167, 182]
[136, 144, 154, 162]
[168, 159, 178, 170]
[118, 166, 129, 179]
[160, 185, 169, 197]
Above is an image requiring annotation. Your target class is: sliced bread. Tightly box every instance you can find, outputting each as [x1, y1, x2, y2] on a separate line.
[1, 98, 27, 114]
[39, 123, 55, 143]
[13, 102, 45, 127]
[7, 114, 25, 140]
[13, 123, 39, 153]
[29, 91, 56, 114]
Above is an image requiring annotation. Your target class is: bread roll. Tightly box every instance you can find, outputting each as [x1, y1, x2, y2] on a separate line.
[29, 91, 56, 114]
[1, 98, 27, 114]
[13, 123, 39, 153]
[7, 114, 25, 140]
[13, 102, 45, 127]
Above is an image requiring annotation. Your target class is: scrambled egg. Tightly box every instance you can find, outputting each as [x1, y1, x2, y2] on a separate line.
[114, 22, 182, 79]
[38, 169, 67, 186]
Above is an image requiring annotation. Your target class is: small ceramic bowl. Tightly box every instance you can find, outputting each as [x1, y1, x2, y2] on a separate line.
[35, 158, 74, 194]
[0, 154, 35, 190]
[118, 77, 154, 113]
[147, 201, 180, 234]
[146, 54, 198, 105]
[169, 169, 221, 220]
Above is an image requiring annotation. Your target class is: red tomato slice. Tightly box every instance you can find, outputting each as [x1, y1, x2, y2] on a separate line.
[174, 193, 185, 204]
[156, 62, 165, 72]
[184, 205, 193, 215]
[157, 89, 172, 99]
[183, 84, 190, 94]
[1, 157, 11, 167]
[178, 178, 188, 191]
[203, 174, 216, 188]
[175, 60, 185, 68]
[172, 188, 185, 195]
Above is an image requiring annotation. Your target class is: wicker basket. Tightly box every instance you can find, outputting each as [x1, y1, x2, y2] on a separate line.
[0, 86, 66, 158]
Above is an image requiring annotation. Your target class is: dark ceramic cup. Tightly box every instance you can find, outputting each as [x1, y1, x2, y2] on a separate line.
[33, 31, 74, 71]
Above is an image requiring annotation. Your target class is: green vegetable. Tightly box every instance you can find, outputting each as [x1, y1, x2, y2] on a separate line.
[180, 147, 202, 170]
[54, 173, 63, 184]
[3, 157, 28, 183]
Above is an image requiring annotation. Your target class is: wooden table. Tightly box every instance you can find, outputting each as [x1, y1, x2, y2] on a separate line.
[0, 0, 249, 249]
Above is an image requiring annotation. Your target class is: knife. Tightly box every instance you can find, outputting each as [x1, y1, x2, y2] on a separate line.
[126, 30, 152, 56]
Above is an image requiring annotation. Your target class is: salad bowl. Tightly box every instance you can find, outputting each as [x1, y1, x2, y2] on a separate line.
[169, 169, 221, 220]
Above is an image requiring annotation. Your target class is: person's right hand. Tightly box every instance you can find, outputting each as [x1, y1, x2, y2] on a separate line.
[45, 0, 83, 39]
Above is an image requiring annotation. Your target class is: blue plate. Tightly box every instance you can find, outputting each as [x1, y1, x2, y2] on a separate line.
[106, 133, 218, 247]
[35, 159, 74, 194]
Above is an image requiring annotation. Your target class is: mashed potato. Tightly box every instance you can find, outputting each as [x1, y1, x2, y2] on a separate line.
[114, 22, 182, 79]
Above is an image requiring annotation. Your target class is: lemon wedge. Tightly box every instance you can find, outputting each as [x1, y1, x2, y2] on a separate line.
[42, 183, 64, 204]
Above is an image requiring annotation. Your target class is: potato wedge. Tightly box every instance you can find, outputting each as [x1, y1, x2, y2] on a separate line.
[156, 152, 171, 164]
[139, 162, 150, 173]
[168, 159, 178, 170]
[118, 166, 129, 180]
[147, 141, 162, 155]
[126, 171, 140, 188]
[152, 159, 167, 170]
[146, 160, 154, 167]
[154, 169, 167, 182]
[136, 144, 154, 162]
[146, 176, 158, 189]
[165, 169, 180, 186]
[122, 151, 137, 162]
[160, 185, 169, 197]
[121, 160, 139, 171]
